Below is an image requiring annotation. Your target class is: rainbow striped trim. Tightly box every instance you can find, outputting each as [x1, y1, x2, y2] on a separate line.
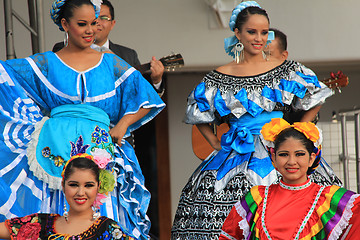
[234, 185, 358, 240]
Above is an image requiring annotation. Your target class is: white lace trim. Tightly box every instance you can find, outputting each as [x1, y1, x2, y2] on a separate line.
[235, 200, 250, 238]
[220, 230, 238, 240]
[328, 193, 360, 240]
[27, 117, 63, 190]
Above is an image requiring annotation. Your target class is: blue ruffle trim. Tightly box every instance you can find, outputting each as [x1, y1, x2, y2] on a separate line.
[188, 70, 328, 121]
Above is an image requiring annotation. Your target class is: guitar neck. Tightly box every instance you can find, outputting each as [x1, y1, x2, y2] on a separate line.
[135, 62, 151, 73]
[134, 53, 184, 74]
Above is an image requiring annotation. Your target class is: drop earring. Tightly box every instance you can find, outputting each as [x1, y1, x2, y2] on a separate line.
[92, 206, 100, 220]
[63, 203, 68, 221]
[234, 42, 244, 63]
[262, 51, 268, 61]
[64, 32, 69, 47]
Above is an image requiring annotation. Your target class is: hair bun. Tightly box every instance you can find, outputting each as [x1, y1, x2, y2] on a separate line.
[50, 0, 67, 31]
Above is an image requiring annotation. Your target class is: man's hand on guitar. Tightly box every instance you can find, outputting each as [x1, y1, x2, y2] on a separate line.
[150, 56, 164, 84]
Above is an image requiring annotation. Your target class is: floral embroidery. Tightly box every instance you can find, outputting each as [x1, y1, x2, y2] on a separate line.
[70, 135, 90, 157]
[112, 228, 123, 239]
[42, 147, 51, 158]
[92, 126, 110, 145]
[7, 214, 41, 240]
[7, 214, 134, 240]
[17, 223, 41, 239]
[41, 146, 65, 167]
[91, 126, 114, 156]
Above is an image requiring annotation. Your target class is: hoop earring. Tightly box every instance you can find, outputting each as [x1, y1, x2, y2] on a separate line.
[64, 32, 69, 47]
[234, 42, 244, 63]
[63, 203, 69, 221]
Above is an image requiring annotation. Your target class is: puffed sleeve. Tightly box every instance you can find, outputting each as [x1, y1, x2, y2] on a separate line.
[287, 63, 334, 111]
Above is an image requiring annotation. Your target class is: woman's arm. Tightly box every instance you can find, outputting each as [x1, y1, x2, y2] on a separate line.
[300, 105, 321, 122]
[196, 123, 222, 151]
[0, 222, 11, 239]
[109, 108, 151, 146]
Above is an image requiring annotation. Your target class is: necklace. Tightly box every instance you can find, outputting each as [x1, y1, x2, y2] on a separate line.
[279, 179, 312, 191]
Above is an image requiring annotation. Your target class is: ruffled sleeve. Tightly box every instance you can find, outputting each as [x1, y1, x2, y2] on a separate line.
[219, 185, 265, 240]
[286, 63, 333, 111]
[184, 61, 333, 125]
[319, 186, 360, 240]
[112, 55, 165, 137]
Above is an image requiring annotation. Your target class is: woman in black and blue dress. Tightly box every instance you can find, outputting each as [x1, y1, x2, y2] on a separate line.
[171, 1, 341, 239]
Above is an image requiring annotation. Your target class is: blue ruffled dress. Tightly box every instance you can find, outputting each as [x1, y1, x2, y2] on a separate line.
[171, 60, 341, 240]
[0, 52, 165, 240]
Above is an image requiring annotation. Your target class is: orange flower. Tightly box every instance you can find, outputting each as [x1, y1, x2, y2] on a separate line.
[261, 118, 290, 142]
[292, 122, 320, 143]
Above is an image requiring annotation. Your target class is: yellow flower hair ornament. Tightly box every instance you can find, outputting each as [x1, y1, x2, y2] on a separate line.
[260, 118, 322, 148]
[61, 153, 93, 178]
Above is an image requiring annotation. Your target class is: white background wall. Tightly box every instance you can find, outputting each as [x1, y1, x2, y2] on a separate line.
[1, 0, 360, 63]
[1, 0, 360, 219]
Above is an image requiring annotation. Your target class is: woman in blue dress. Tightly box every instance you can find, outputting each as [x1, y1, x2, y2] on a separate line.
[171, 2, 341, 239]
[0, 0, 164, 239]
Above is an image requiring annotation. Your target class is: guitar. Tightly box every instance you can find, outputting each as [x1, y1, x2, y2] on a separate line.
[192, 123, 229, 160]
[191, 71, 349, 160]
[135, 53, 184, 73]
[322, 71, 349, 93]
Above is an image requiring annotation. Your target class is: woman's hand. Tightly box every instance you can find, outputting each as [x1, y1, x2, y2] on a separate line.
[301, 105, 322, 122]
[109, 108, 151, 147]
[109, 124, 127, 146]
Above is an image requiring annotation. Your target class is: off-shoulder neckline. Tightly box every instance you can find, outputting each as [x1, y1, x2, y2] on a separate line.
[213, 60, 290, 78]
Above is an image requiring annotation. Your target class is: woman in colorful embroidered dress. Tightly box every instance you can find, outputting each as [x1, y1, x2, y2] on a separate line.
[171, 1, 340, 239]
[0, 154, 135, 240]
[0, 0, 164, 239]
[219, 119, 360, 240]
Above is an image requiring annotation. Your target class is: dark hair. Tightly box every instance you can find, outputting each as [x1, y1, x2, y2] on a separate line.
[234, 6, 270, 32]
[269, 28, 287, 51]
[274, 127, 320, 174]
[62, 157, 100, 184]
[274, 127, 314, 154]
[58, 0, 94, 22]
[101, 0, 115, 20]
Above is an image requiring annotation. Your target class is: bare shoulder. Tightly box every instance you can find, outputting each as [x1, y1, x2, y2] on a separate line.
[215, 62, 240, 75]
[266, 59, 285, 68]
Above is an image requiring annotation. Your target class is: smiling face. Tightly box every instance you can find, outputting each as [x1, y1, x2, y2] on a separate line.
[272, 137, 316, 185]
[61, 4, 97, 49]
[95, 5, 116, 46]
[235, 14, 269, 58]
[63, 168, 99, 215]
